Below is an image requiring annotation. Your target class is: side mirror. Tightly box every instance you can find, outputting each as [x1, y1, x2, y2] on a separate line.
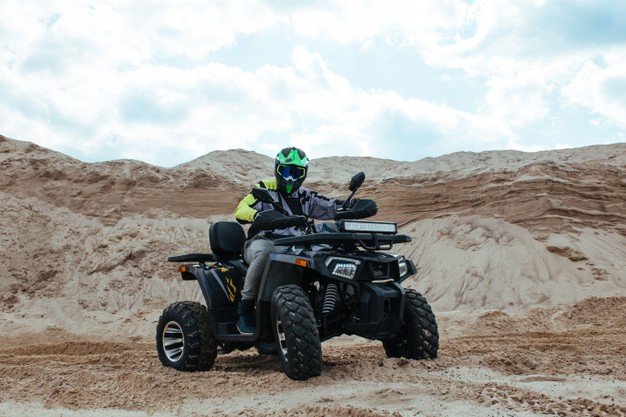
[349, 172, 365, 192]
[251, 187, 276, 204]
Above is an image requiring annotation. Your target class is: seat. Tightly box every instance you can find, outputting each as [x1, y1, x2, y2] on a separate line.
[209, 221, 246, 261]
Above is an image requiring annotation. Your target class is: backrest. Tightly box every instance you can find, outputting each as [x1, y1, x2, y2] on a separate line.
[209, 221, 246, 260]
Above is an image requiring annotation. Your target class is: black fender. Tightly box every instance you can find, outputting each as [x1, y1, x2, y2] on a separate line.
[188, 266, 217, 334]
[191, 264, 245, 335]
[258, 253, 311, 303]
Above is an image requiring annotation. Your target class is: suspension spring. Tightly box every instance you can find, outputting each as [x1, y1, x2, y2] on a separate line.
[322, 284, 338, 315]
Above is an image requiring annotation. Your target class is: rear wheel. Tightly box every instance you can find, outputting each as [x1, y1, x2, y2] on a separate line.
[383, 290, 438, 360]
[271, 284, 322, 380]
[156, 301, 217, 371]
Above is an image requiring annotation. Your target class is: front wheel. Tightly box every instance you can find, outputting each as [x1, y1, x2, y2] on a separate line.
[255, 342, 278, 356]
[271, 284, 322, 380]
[156, 301, 218, 371]
[383, 289, 438, 360]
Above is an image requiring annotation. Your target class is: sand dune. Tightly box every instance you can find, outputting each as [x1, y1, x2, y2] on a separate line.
[1, 133, 625, 416]
[1, 133, 625, 320]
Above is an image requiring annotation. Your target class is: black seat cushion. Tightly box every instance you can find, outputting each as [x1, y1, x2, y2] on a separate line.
[210, 221, 246, 260]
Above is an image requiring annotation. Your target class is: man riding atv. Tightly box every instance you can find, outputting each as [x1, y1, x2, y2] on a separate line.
[158, 148, 438, 380]
[234, 147, 342, 334]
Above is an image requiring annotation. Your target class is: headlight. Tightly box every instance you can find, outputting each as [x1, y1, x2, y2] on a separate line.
[398, 259, 408, 277]
[333, 263, 358, 279]
[325, 257, 361, 280]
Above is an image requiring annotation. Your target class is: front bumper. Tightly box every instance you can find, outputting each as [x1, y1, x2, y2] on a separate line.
[343, 282, 405, 340]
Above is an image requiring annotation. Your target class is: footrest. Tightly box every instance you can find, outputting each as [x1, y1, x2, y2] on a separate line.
[216, 322, 260, 342]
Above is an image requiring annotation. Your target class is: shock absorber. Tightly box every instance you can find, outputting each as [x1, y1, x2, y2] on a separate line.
[322, 284, 338, 315]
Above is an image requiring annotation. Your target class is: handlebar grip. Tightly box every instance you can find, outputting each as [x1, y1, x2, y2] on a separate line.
[248, 210, 307, 236]
[334, 198, 377, 220]
[264, 215, 307, 230]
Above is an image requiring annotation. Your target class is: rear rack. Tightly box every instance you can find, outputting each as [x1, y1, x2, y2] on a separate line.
[167, 253, 218, 263]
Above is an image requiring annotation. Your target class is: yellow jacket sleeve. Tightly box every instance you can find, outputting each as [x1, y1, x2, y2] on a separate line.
[234, 179, 277, 224]
[234, 193, 258, 223]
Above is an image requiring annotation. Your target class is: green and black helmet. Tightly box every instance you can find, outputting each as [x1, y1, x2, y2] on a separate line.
[275, 147, 309, 194]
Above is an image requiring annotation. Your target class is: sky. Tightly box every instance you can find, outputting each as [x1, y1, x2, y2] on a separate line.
[1, 0, 625, 166]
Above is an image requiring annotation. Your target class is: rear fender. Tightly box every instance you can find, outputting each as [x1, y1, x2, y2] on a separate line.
[172, 265, 218, 334]
[172, 264, 215, 309]
[174, 264, 244, 335]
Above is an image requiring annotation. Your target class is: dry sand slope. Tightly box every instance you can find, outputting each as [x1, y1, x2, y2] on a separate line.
[1, 134, 625, 416]
[0, 298, 624, 417]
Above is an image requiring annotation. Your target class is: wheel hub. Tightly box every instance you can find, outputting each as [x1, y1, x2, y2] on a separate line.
[162, 321, 184, 362]
[275, 318, 288, 360]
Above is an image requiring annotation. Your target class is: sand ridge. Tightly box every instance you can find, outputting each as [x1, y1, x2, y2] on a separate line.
[1, 134, 625, 416]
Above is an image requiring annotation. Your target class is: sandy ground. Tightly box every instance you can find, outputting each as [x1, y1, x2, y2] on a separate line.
[0, 297, 624, 417]
[1, 136, 625, 416]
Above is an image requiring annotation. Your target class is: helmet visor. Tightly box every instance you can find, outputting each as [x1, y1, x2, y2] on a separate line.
[276, 164, 306, 181]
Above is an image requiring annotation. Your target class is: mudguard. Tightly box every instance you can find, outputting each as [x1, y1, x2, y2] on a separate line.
[193, 263, 245, 334]
[258, 253, 308, 303]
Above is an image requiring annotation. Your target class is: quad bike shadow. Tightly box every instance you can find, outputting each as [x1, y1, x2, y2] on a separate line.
[157, 172, 438, 380]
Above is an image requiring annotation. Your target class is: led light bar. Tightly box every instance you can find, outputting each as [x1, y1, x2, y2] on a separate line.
[340, 220, 397, 234]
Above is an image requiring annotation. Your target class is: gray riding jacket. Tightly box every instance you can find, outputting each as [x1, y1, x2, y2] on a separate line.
[234, 178, 340, 238]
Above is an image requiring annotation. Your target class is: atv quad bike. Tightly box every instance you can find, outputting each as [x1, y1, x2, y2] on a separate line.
[157, 173, 438, 380]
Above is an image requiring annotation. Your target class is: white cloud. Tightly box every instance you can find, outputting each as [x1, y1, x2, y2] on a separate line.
[288, 0, 626, 139]
[0, 0, 279, 66]
[0, 0, 624, 166]
[296, 0, 625, 150]
[0, 35, 515, 164]
[562, 56, 626, 128]
[405, 0, 626, 134]
[289, 0, 465, 47]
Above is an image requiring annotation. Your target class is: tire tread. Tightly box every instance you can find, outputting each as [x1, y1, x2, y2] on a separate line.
[156, 301, 217, 372]
[272, 284, 322, 380]
[383, 289, 439, 360]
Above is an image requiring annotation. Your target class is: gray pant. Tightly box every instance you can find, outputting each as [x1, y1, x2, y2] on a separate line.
[241, 237, 288, 301]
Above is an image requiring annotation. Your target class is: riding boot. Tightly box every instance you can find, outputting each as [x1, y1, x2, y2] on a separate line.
[236, 299, 256, 335]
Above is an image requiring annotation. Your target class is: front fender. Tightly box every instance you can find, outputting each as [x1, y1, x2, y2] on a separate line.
[258, 253, 310, 303]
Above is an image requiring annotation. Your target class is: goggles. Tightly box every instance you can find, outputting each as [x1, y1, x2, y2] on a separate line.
[276, 164, 306, 180]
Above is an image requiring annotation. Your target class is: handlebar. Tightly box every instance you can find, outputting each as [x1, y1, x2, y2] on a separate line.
[248, 210, 308, 237]
[248, 198, 378, 237]
[334, 198, 378, 220]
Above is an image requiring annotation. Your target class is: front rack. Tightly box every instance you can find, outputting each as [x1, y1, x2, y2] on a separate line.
[273, 232, 411, 250]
